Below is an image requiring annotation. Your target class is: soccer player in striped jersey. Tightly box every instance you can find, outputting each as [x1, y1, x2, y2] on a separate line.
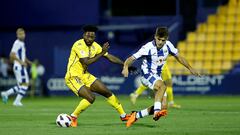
[122, 27, 200, 127]
[1, 28, 32, 106]
[130, 63, 181, 109]
[64, 25, 133, 127]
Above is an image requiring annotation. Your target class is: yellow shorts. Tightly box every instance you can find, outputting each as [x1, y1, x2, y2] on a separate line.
[161, 64, 172, 81]
[65, 72, 97, 96]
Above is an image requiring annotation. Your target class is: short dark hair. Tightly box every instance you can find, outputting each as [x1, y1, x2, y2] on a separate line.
[155, 27, 168, 38]
[82, 25, 98, 32]
[16, 28, 25, 33]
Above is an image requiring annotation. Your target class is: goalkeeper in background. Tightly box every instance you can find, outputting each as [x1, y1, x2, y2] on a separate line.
[130, 62, 181, 108]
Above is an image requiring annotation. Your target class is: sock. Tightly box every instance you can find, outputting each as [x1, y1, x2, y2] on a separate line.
[166, 86, 174, 103]
[72, 99, 91, 117]
[14, 94, 23, 103]
[14, 86, 28, 103]
[135, 85, 148, 96]
[120, 114, 126, 118]
[136, 108, 149, 119]
[18, 85, 28, 95]
[168, 101, 174, 105]
[5, 86, 19, 96]
[107, 94, 125, 115]
[154, 102, 161, 112]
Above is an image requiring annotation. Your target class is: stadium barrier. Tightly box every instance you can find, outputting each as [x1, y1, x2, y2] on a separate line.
[43, 74, 240, 96]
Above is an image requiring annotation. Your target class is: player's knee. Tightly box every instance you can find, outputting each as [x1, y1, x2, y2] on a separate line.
[104, 91, 113, 98]
[19, 85, 29, 90]
[154, 83, 166, 92]
[19, 83, 29, 88]
[164, 79, 172, 87]
[87, 95, 95, 104]
[97, 87, 112, 98]
[154, 83, 161, 90]
[18, 85, 29, 96]
[154, 86, 160, 91]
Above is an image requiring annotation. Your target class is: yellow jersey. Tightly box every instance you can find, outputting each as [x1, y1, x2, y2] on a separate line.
[161, 63, 172, 81]
[65, 39, 107, 78]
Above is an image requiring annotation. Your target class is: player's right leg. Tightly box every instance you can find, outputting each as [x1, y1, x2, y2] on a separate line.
[130, 84, 148, 104]
[127, 75, 167, 127]
[152, 79, 168, 121]
[126, 104, 168, 127]
[65, 76, 95, 127]
[71, 86, 95, 127]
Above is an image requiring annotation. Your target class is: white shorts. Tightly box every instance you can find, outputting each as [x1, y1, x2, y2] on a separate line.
[13, 65, 29, 85]
[141, 73, 163, 90]
[141, 73, 167, 96]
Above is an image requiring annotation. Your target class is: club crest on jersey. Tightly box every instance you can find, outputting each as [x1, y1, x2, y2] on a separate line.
[80, 50, 85, 55]
[158, 56, 164, 63]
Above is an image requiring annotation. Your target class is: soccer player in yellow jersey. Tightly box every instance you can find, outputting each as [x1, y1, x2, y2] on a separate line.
[65, 25, 131, 127]
[130, 63, 181, 108]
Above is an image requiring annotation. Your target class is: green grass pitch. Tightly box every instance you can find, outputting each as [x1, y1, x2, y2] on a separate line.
[0, 95, 240, 135]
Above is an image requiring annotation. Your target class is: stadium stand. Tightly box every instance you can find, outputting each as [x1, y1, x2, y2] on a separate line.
[169, 0, 240, 75]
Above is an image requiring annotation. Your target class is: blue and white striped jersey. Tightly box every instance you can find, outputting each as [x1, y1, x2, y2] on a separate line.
[133, 40, 178, 75]
[10, 39, 26, 68]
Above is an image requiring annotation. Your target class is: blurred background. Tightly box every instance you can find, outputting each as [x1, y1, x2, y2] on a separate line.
[0, 0, 240, 96]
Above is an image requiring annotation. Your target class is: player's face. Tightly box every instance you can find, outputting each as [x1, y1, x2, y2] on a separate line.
[83, 32, 96, 46]
[154, 36, 167, 49]
[17, 31, 26, 41]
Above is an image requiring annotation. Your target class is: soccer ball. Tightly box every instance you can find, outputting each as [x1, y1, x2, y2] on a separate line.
[56, 113, 72, 127]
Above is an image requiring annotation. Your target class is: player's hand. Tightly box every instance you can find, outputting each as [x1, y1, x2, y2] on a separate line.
[20, 61, 27, 67]
[128, 66, 138, 75]
[189, 68, 201, 77]
[102, 42, 110, 54]
[122, 68, 129, 77]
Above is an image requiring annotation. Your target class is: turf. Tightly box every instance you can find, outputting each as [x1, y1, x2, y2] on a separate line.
[0, 95, 240, 135]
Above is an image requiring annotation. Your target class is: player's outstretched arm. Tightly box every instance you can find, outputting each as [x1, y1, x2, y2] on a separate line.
[104, 54, 123, 65]
[105, 54, 138, 74]
[122, 56, 135, 77]
[174, 54, 201, 77]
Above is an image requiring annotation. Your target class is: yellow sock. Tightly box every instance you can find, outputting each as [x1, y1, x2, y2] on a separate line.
[135, 85, 148, 96]
[72, 99, 91, 117]
[166, 86, 174, 103]
[107, 94, 125, 115]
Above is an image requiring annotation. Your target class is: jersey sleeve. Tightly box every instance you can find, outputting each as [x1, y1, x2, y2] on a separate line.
[166, 41, 178, 56]
[95, 43, 108, 56]
[10, 41, 19, 54]
[132, 45, 149, 59]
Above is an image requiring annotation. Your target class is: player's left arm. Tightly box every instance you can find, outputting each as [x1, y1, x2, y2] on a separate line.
[174, 54, 201, 77]
[104, 53, 123, 65]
